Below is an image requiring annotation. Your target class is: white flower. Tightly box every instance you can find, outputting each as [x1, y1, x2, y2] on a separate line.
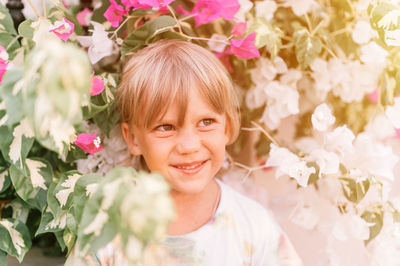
[207, 34, 227, 53]
[255, 0, 277, 20]
[283, 0, 318, 16]
[311, 103, 335, 131]
[352, 20, 375, 44]
[31, 18, 59, 44]
[290, 203, 319, 230]
[332, 214, 370, 241]
[77, 22, 115, 64]
[279, 69, 302, 88]
[310, 58, 331, 100]
[245, 86, 267, 109]
[308, 149, 339, 177]
[234, 0, 253, 21]
[325, 125, 355, 157]
[360, 42, 388, 67]
[250, 57, 286, 85]
[384, 29, 400, 46]
[365, 113, 396, 140]
[386, 97, 400, 128]
[266, 144, 315, 187]
[261, 81, 299, 130]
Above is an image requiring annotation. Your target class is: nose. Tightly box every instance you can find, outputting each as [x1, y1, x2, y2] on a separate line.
[176, 128, 201, 154]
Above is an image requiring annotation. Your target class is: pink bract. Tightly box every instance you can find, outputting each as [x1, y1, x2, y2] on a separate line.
[90, 76, 105, 96]
[77, 8, 93, 26]
[396, 128, 400, 138]
[75, 133, 104, 155]
[104, 0, 128, 27]
[367, 89, 378, 103]
[0, 59, 8, 84]
[49, 18, 75, 41]
[232, 22, 247, 37]
[215, 47, 233, 73]
[230, 32, 260, 59]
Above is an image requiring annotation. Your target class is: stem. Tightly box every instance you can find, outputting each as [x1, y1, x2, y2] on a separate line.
[321, 43, 337, 58]
[26, 0, 41, 18]
[110, 16, 135, 40]
[179, 14, 195, 23]
[243, 121, 280, 146]
[311, 20, 324, 36]
[234, 162, 266, 183]
[6, 35, 21, 50]
[304, 13, 313, 33]
[167, 5, 182, 34]
[178, 31, 230, 44]
[330, 27, 349, 37]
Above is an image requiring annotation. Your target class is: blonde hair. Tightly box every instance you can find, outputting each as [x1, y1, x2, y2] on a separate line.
[116, 39, 241, 144]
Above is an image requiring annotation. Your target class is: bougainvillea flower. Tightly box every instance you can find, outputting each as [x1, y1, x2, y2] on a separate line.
[49, 18, 75, 41]
[367, 89, 378, 103]
[0, 46, 8, 84]
[396, 128, 400, 138]
[104, 0, 128, 27]
[90, 76, 105, 96]
[230, 32, 260, 59]
[77, 22, 114, 64]
[179, 0, 240, 26]
[75, 133, 104, 155]
[232, 22, 247, 36]
[215, 47, 233, 72]
[77, 8, 93, 27]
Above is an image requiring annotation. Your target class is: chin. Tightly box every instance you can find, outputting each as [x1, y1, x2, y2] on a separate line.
[172, 179, 212, 195]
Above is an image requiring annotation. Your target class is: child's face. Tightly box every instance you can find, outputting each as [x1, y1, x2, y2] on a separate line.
[122, 88, 230, 195]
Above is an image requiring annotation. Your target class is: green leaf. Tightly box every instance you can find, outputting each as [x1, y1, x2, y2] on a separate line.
[63, 228, 76, 255]
[9, 157, 53, 212]
[248, 18, 283, 59]
[18, 19, 34, 39]
[0, 168, 10, 193]
[122, 15, 177, 55]
[0, 218, 32, 262]
[0, 4, 20, 59]
[73, 173, 101, 225]
[307, 162, 320, 185]
[294, 29, 322, 69]
[53, 171, 82, 211]
[339, 177, 370, 204]
[82, 102, 109, 120]
[0, 249, 6, 266]
[361, 210, 383, 245]
[0, 67, 24, 127]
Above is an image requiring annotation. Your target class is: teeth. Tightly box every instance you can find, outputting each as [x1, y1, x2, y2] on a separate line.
[175, 162, 203, 170]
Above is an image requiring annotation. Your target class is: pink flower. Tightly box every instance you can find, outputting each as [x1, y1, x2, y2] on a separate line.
[77, 8, 93, 27]
[75, 133, 104, 155]
[396, 128, 400, 138]
[0, 46, 8, 84]
[367, 89, 378, 103]
[230, 32, 260, 59]
[104, 0, 128, 27]
[232, 22, 247, 37]
[179, 0, 240, 26]
[215, 47, 233, 72]
[49, 18, 75, 41]
[122, 0, 175, 9]
[90, 76, 105, 96]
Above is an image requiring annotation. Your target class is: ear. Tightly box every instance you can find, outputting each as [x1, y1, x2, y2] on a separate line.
[224, 116, 232, 145]
[121, 122, 143, 156]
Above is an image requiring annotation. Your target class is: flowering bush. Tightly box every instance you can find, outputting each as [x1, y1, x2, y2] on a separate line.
[0, 0, 400, 265]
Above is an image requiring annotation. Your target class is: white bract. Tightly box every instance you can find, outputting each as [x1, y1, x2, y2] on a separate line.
[255, 0, 277, 20]
[234, 0, 253, 21]
[352, 20, 375, 44]
[207, 34, 227, 53]
[283, 0, 318, 16]
[308, 149, 339, 177]
[77, 22, 115, 64]
[266, 144, 315, 187]
[311, 103, 335, 131]
[325, 125, 355, 157]
[384, 29, 400, 46]
[385, 97, 400, 128]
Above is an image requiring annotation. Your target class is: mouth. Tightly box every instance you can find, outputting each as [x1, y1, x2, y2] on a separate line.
[170, 160, 208, 175]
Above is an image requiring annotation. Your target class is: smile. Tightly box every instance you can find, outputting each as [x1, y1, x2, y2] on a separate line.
[171, 160, 208, 174]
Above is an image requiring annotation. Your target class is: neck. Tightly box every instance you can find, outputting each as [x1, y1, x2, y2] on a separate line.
[167, 179, 220, 235]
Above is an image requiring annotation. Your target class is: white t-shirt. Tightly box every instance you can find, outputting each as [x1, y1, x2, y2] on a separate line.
[68, 179, 302, 266]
